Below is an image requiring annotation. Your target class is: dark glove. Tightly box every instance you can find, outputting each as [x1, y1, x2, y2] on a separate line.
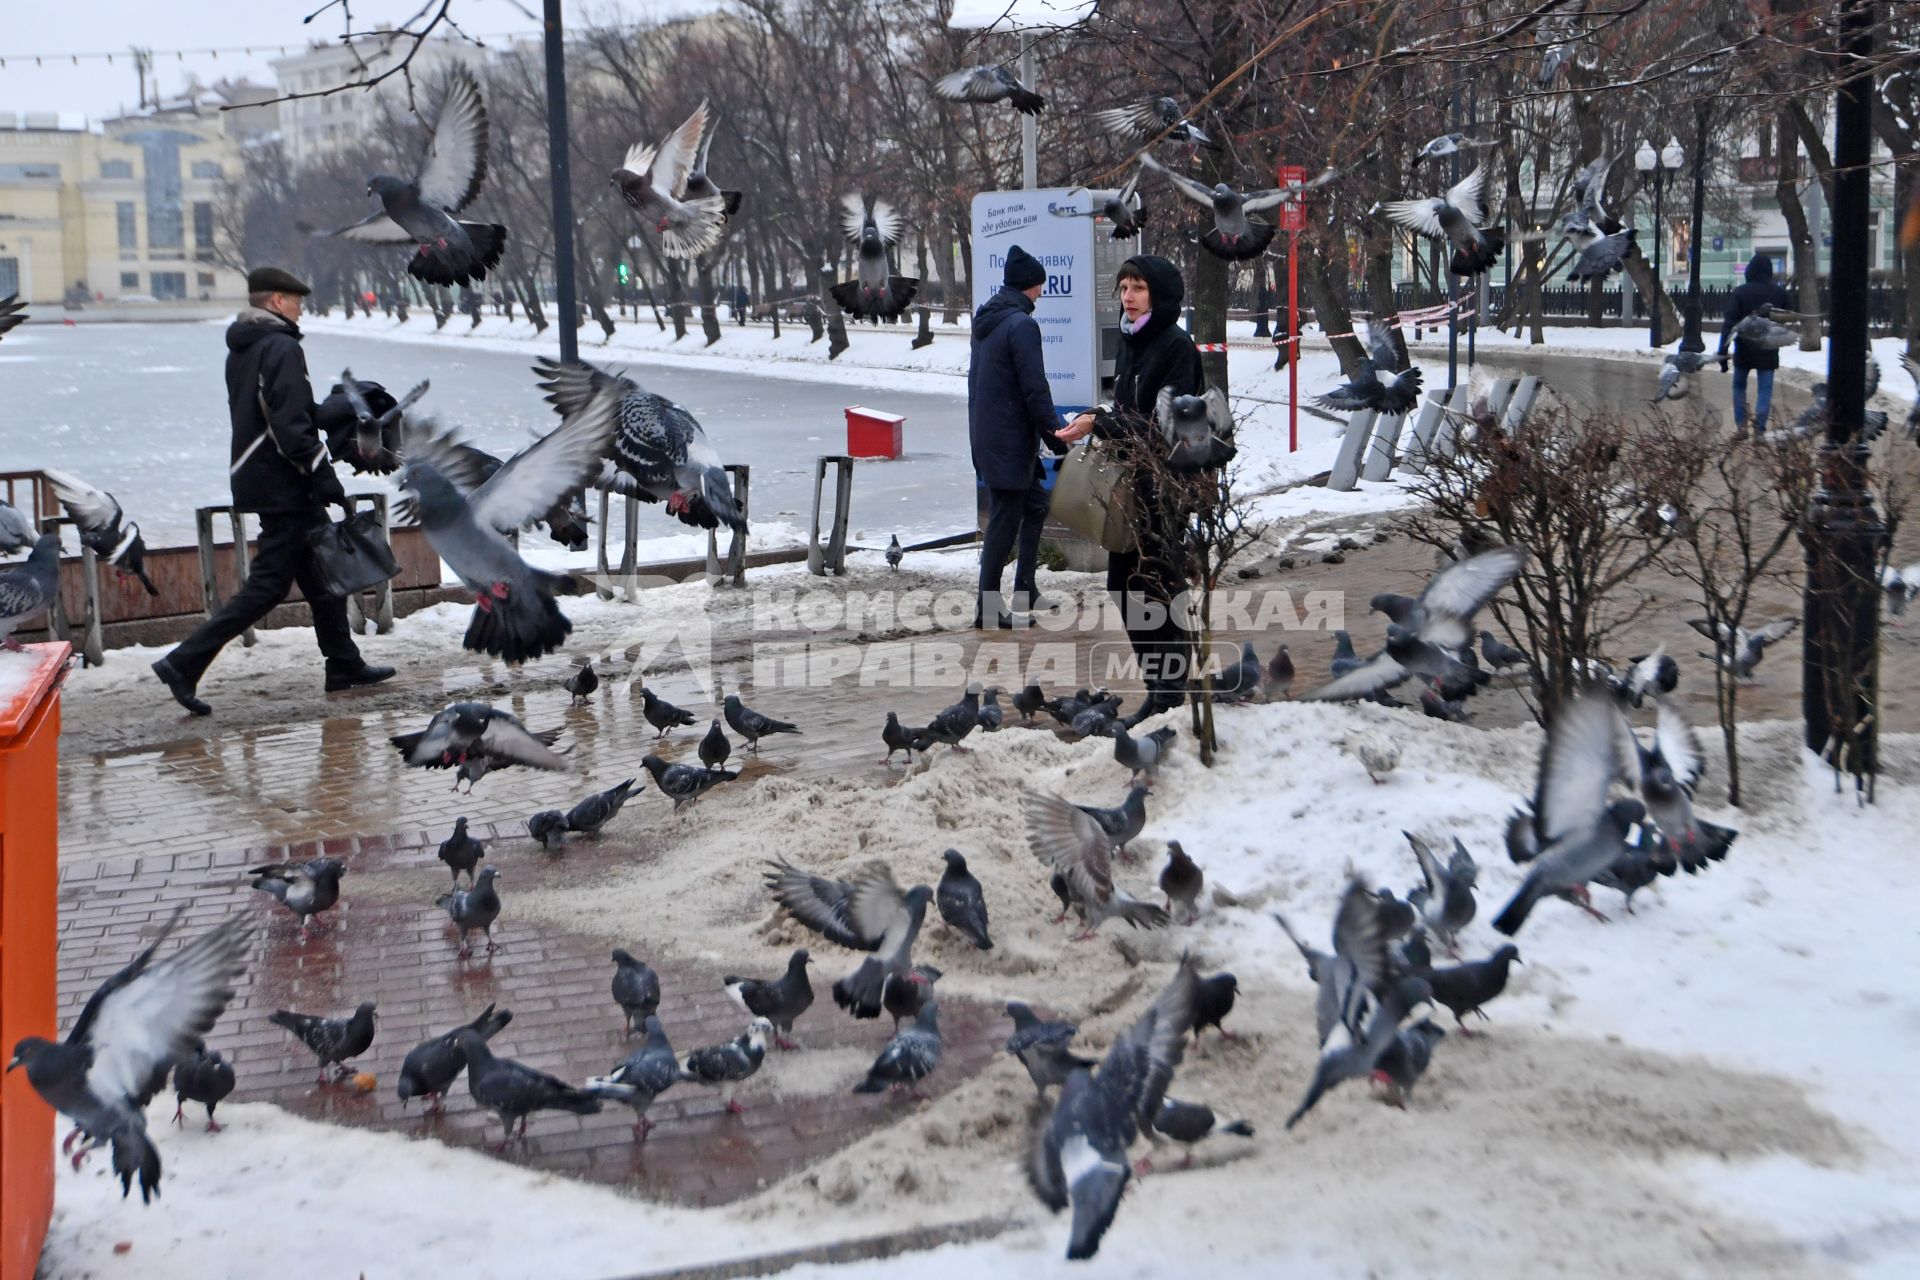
[1718, 355, 1730, 373]
[311, 465, 349, 513]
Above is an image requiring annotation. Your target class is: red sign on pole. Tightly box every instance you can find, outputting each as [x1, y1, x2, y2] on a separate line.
[1277, 164, 1308, 232]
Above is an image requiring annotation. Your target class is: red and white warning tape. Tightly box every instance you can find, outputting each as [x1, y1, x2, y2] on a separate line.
[1195, 342, 1229, 353]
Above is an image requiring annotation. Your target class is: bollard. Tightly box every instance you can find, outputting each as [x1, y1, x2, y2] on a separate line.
[807, 457, 855, 577]
[195, 506, 257, 647]
[595, 488, 642, 603]
[704, 465, 750, 588]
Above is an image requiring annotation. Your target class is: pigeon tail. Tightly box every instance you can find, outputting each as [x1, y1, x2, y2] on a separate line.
[1491, 879, 1542, 936]
[407, 223, 508, 288]
[463, 586, 572, 665]
[700, 468, 748, 531]
[832, 957, 889, 1020]
[851, 1071, 890, 1094]
[110, 1123, 163, 1203]
[1198, 222, 1277, 262]
[1449, 227, 1505, 276]
[1114, 898, 1173, 932]
[1008, 87, 1046, 115]
[830, 276, 920, 320]
[1220, 1119, 1255, 1137]
[1065, 1164, 1129, 1261]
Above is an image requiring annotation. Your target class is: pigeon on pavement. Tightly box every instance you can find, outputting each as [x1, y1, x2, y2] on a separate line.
[610, 949, 661, 1035]
[640, 753, 739, 809]
[936, 849, 994, 950]
[7, 910, 251, 1202]
[1025, 791, 1170, 939]
[1006, 1002, 1095, 1097]
[1111, 724, 1176, 785]
[564, 778, 639, 835]
[1141, 152, 1332, 261]
[882, 711, 921, 766]
[43, 469, 158, 594]
[564, 658, 599, 706]
[1381, 162, 1505, 275]
[830, 864, 935, 1019]
[853, 1002, 942, 1099]
[270, 1002, 376, 1083]
[585, 1016, 687, 1138]
[1093, 97, 1216, 147]
[933, 63, 1045, 114]
[0, 535, 61, 649]
[397, 1003, 512, 1111]
[247, 857, 345, 934]
[611, 101, 728, 257]
[725, 949, 814, 1050]
[436, 866, 503, 956]
[682, 1018, 770, 1114]
[911, 683, 981, 754]
[457, 1029, 601, 1147]
[527, 810, 568, 850]
[1689, 616, 1798, 680]
[830, 194, 918, 320]
[1159, 841, 1204, 923]
[322, 66, 506, 286]
[1478, 630, 1528, 675]
[699, 718, 732, 769]
[724, 693, 801, 752]
[438, 817, 486, 886]
[393, 702, 568, 785]
[170, 1045, 236, 1132]
[1418, 944, 1521, 1034]
[1405, 832, 1477, 954]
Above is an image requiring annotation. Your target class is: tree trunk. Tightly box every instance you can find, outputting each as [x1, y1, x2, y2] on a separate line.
[816, 262, 848, 357]
[1300, 238, 1365, 374]
[1618, 241, 1680, 342]
[516, 274, 547, 333]
[696, 258, 722, 346]
[664, 265, 688, 341]
[1363, 227, 1405, 366]
[1776, 110, 1823, 350]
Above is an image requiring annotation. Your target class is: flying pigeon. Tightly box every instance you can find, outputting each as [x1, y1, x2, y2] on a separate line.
[1053, 168, 1149, 240]
[397, 376, 620, 663]
[323, 66, 506, 286]
[1280, 878, 1398, 1099]
[724, 692, 801, 752]
[611, 101, 728, 257]
[270, 1002, 377, 1083]
[854, 1002, 942, 1098]
[1315, 322, 1424, 413]
[389, 423, 594, 550]
[699, 718, 732, 769]
[609, 949, 661, 1035]
[0, 499, 36, 554]
[932, 64, 1044, 114]
[830, 194, 919, 320]
[1567, 228, 1636, 283]
[1784, 354, 1884, 440]
[585, 1016, 687, 1137]
[1610, 647, 1679, 707]
[396, 1003, 512, 1112]
[564, 658, 599, 706]
[8, 910, 251, 1202]
[1687, 616, 1798, 680]
[639, 686, 698, 738]
[936, 849, 993, 950]
[437, 816, 486, 886]
[1413, 132, 1494, 165]
[725, 949, 814, 1050]
[912, 683, 982, 754]
[885, 533, 904, 570]
[1561, 156, 1622, 248]
[1111, 724, 1176, 786]
[1730, 305, 1805, 349]
[436, 865, 503, 957]
[391, 702, 568, 785]
[1092, 97, 1215, 147]
[682, 1018, 770, 1114]
[1655, 349, 1707, 403]
[640, 753, 738, 809]
[763, 858, 891, 950]
[0, 294, 25, 340]
[1405, 832, 1477, 954]
[1141, 152, 1333, 261]
[1381, 162, 1505, 275]
[247, 857, 345, 934]
[0, 534, 60, 649]
[534, 356, 745, 531]
[1158, 841, 1204, 923]
[456, 1029, 601, 1147]
[1288, 962, 1431, 1129]
[680, 102, 743, 220]
[42, 469, 157, 594]
[829, 864, 935, 1020]
[1005, 1002, 1095, 1097]
[1629, 703, 1736, 871]
[170, 1045, 235, 1132]
[1155, 385, 1236, 471]
[325, 370, 426, 475]
[1025, 791, 1170, 939]
[1419, 945, 1521, 1034]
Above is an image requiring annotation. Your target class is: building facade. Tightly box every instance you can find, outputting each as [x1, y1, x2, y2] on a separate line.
[270, 34, 490, 170]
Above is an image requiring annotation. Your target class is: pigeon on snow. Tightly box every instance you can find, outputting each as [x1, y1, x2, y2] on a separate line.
[170, 1045, 236, 1132]
[1111, 723, 1176, 785]
[763, 858, 896, 950]
[611, 101, 728, 257]
[247, 856, 345, 934]
[1144, 1096, 1254, 1167]
[933, 64, 1045, 114]
[397, 1003, 512, 1111]
[457, 1029, 601, 1147]
[610, 949, 661, 1035]
[391, 702, 567, 785]
[0, 534, 60, 649]
[1191, 972, 1239, 1043]
[885, 533, 904, 570]
[1418, 945, 1521, 1034]
[1074, 783, 1151, 859]
[585, 1016, 687, 1138]
[43, 468, 158, 594]
[1159, 841, 1204, 923]
[936, 849, 994, 950]
[1372, 1019, 1446, 1107]
[270, 1002, 377, 1083]
[830, 194, 919, 320]
[1024, 791, 1170, 939]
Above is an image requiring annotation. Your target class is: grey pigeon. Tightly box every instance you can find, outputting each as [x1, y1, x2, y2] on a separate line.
[679, 101, 742, 219]
[829, 864, 935, 1020]
[724, 692, 801, 752]
[1287, 971, 1433, 1128]
[639, 686, 697, 738]
[1283, 878, 1396, 1073]
[1071, 705, 1118, 740]
[1013, 683, 1047, 723]
[885, 533, 904, 570]
[1112, 724, 1176, 785]
[322, 66, 505, 286]
[1158, 841, 1204, 923]
[882, 963, 942, 1032]
[1689, 616, 1798, 680]
[563, 777, 638, 836]
[1155, 385, 1236, 471]
[610, 949, 661, 1034]
[1419, 945, 1521, 1034]
[1075, 783, 1151, 858]
[397, 1003, 512, 1111]
[1025, 791, 1170, 939]
[699, 718, 732, 769]
[388, 424, 592, 550]
[1611, 648, 1680, 707]
[1630, 703, 1736, 871]
[1330, 630, 1363, 678]
[882, 711, 921, 765]
[1143, 152, 1333, 260]
[1005, 1001, 1095, 1097]
[1478, 630, 1528, 674]
[0, 499, 36, 554]
[1265, 645, 1294, 700]
[0, 293, 24, 340]
[1405, 832, 1477, 953]
[1380, 162, 1505, 274]
[527, 810, 568, 849]
[682, 1018, 770, 1114]
[1595, 830, 1673, 912]
[1421, 679, 1473, 722]
[763, 859, 886, 950]
[8, 910, 251, 1202]
[933, 64, 1045, 114]
[0, 534, 60, 648]
[911, 683, 981, 754]
[564, 658, 599, 706]
[1568, 228, 1636, 282]
[1092, 97, 1215, 147]
[456, 1029, 601, 1147]
[1412, 132, 1494, 165]
[640, 752, 738, 809]
[170, 1045, 236, 1132]
[44, 469, 157, 594]
[936, 849, 993, 950]
[610, 101, 728, 257]
[1191, 972, 1238, 1043]
[1316, 320, 1423, 412]
[725, 949, 814, 1050]
[247, 857, 345, 934]
[853, 1002, 942, 1099]
[830, 194, 918, 319]
[326, 368, 424, 474]
[1372, 1020, 1446, 1107]
[1145, 1097, 1253, 1169]
[1053, 167, 1148, 240]
[270, 1002, 376, 1083]
[1731, 305, 1805, 349]
[584, 1016, 687, 1138]
[437, 817, 485, 886]
[1655, 349, 1708, 402]
[436, 866, 502, 957]
[977, 687, 1005, 732]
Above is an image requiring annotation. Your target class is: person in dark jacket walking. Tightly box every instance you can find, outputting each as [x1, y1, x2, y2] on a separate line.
[151, 267, 394, 715]
[1715, 253, 1795, 438]
[968, 244, 1069, 628]
[1057, 254, 1205, 725]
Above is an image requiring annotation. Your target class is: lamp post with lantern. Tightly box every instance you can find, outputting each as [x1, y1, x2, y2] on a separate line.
[1636, 136, 1685, 347]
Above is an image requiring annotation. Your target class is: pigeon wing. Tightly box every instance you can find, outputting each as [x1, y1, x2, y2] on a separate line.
[1381, 196, 1446, 238]
[1418, 544, 1527, 648]
[469, 377, 620, 532]
[1300, 650, 1410, 701]
[533, 354, 637, 420]
[1090, 99, 1167, 140]
[934, 65, 1010, 104]
[1751, 617, 1800, 647]
[475, 716, 570, 770]
[1653, 703, 1705, 790]
[1534, 693, 1626, 845]
[1406, 831, 1446, 898]
[41, 468, 120, 533]
[1446, 164, 1489, 226]
[764, 861, 867, 949]
[646, 104, 707, 200]
[846, 863, 912, 956]
[1138, 153, 1217, 211]
[414, 65, 490, 212]
[323, 208, 418, 245]
[660, 100, 711, 199]
[1024, 792, 1117, 910]
[839, 192, 872, 241]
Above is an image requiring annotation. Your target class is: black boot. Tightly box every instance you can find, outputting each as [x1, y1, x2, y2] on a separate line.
[152, 657, 212, 716]
[325, 661, 397, 692]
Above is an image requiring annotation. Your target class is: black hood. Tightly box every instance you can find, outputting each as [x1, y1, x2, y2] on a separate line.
[1745, 253, 1774, 283]
[227, 306, 299, 353]
[1120, 254, 1185, 347]
[973, 285, 1035, 344]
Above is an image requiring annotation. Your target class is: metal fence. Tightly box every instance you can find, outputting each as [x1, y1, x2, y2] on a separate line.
[1305, 282, 1911, 334]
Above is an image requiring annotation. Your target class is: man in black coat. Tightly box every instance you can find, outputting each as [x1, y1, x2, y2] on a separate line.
[151, 267, 394, 715]
[968, 244, 1069, 628]
[1715, 253, 1795, 438]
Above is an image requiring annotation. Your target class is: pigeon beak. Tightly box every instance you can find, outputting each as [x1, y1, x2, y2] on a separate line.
[5, 1054, 21, 1072]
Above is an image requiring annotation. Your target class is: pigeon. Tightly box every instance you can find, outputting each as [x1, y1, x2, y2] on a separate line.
[1053, 168, 1149, 240]
[1265, 645, 1295, 699]
[854, 1002, 942, 1099]
[881, 711, 920, 765]
[1413, 132, 1494, 165]
[1882, 562, 1920, 617]
[911, 683, 981, 754]
[436, 866, 503, 957]
[397, 379, 620, 663]
[1331, 629, 1365, 678]
[1568, 228, 1636, 282]
[1594, 832, 1671, 912]
[1112, 724, 1176, 785]
[640, 753, 738, 809]
[1380, 162, 1505, 275]
[1655, 349, 1707, 403]
[1071, 705, 1118, 740]
[270, 1002, 377, 1084]
[564, 658, 599, 706]
[1141, 152, 1333, 261]
[0, 499, 36, 554]
[611, 101, 728, 257]
[1025, 791, 1171, 939]
[830, 864, 935, 1020]
[1158, 841, 1204, 923]
[763, 859, 879, 949]
[699, 718, 732, 769]
[43, 469, 157, 595]
[1610, 648, 1679, 707]
[1730, 305, 1804, 349]
[1026, 959, 1200, 1260]
[396, 1003, 512, 1112]
[609, 950, 661, 1034]
[438, 817, 486, 886]
[1421, 679, 1473, 722]
[8, 910, 251, 1203]
[527, 810, 568, 850]
[170, 1045, 235, 1132]
[1630, 702, 1736, 870]
[1006, 1002, 1095, 1097]
[725, 949, 814, 1050]
[682, 1018, 770, 1114]
[1207, 642, 1267, 705]
[1348, 730, 1401, 783]
[1419, 944, 1521, 1034]
[638, 686, 697, 738]
[388, 424, 594, 550]
[1560, 157, 1623, 249]
[585, 1016, 687, 1138]
[1013, 683, 1048, 723]
[679, 101, 743, 219]
[1074, 783, 1151, 859]
[1314, 328, 1424, 413]
[456, 1029, 601, 1147]
[936, 849, 994, 950]
[933, 63, 1045, 114]
[563, 778, 638, 836]
[1538, 36, 1572, 85]
[974, 687, 1006, 733]
[885, 533, 904, 570]
[0, 534, 60, 649]
[1688, 616, 1798, 680]
[247, 857, 345, 934]
[725, 693, 802, 752]
[1144, 1097, 1254, 1169]
[1405, 832, 1478, 953]
[1371, 1020, 1446, 1107]
[881, 963, 942, 1032]
[1478, 630, 1529, 675]
[1288, 969, 1434, 1129]
[1494, 693, 1645, 935]
[1155, 385, 1236, 471]
[1186, 973, 1238, 1046]
[1284, 877, 1396, 1062]
[1785, 359, 1884, 438]
[326, 370, 426, 475]
[0, 293, 24, 340]
[1092, 97, 1216, 147]
[322, 66, 506, 286]
[830, 194, 919, 320]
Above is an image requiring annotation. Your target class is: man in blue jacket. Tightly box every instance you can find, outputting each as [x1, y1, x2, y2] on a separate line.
[968, 244, 1068, 629]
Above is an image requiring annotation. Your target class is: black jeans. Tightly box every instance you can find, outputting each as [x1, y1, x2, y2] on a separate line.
[1106, 512, 1191, 696]
[978, 461, 1052, 612]
[168, 507, 362, 685]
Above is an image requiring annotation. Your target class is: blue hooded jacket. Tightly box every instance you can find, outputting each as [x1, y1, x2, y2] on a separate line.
[968, 286, 1066, 490]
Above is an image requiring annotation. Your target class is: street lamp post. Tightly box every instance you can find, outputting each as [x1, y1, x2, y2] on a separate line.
[543, 0, 579, 364]
[1637, 137, 1685, 347]
[1680, 97, 1711, 353]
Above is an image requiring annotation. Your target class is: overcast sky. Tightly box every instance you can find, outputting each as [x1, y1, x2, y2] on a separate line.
[0, 0, 715, 120]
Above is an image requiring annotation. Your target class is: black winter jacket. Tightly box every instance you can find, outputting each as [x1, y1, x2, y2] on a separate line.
[1094, 254, 1205, 441]
[1717, 258, 1795, 372]
[968, 286, 1066, 490]
[225, 308, 340, 513]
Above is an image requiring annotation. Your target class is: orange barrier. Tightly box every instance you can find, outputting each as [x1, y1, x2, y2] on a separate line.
[0, 643, 68, 1280]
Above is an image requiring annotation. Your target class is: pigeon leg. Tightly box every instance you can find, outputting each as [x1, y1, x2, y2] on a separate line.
[1, 636, 24, 653]
[1181, 1151, 1195, 1170]
[774, 1034, 801, 1051]
[1070, 928, 1102, 943]
[1052, 908, 1072, 925]
[910, 1088, 931, 1103]
[172, 1103, 185, 1127]
[205, 1113, 224, 1134]
[1132, 1156, 1153, 1177]
[485, 929, 499, 954]
[633, 1116, 652, 1139]
[61, 1126, 84, 1156]
[725, 1097, 747, 1116]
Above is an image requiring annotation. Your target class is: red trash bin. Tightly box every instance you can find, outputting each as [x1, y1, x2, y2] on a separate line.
[846, 406, 905, 459]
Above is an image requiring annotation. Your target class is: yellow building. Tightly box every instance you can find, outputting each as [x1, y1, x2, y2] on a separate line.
[0, 101, 249, 307]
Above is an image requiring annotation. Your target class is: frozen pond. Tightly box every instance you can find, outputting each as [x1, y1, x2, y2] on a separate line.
[0, 320, 974, 553]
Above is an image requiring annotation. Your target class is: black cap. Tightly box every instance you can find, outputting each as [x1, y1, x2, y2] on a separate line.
[246, 266, 311, 297]
[1003, 244, 1046, 290]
